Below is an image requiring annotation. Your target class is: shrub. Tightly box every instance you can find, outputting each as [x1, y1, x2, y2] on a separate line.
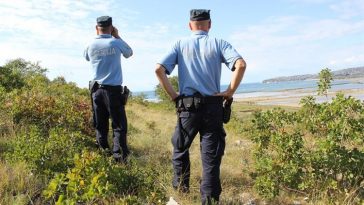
[129, 92, 149, 106]
[317, 68, 333, 97]
[1, 59, 168, 204]
[0, 87, 13, 136]
[6, 126, 93, 174]
[155, 75, 178, 103]
[251, 108, 305, 199]
[0, 58, 47, 92]
[43, 150, 167, 204]
[250, 92, 364, 203]
[9, 81, 93, 136]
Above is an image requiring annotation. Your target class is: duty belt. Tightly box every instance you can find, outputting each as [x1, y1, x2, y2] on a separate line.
[176, 95, 223, 111]
[181, 96, 222, 104]
[98, 84, 122, 91]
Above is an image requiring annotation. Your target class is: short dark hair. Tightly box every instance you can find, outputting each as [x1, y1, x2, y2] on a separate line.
[98, 25, 112, 33]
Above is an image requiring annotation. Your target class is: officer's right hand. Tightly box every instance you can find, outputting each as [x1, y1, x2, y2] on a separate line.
[171, 92, 179, 102]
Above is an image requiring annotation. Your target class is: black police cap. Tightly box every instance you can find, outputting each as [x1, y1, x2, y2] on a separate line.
[97, 16, 112, 27]
[190, 9, 210, 21]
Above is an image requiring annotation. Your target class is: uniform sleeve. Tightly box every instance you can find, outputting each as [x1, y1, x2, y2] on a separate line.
[157, 41, 179, 75]
[220, 40, 242, 71]
[116, 39, 133, 58]
[84, 47, 90, 61]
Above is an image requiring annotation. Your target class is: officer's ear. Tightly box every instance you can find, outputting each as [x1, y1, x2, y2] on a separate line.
[96, 25, 99, 35]
[189, 22, 193, 31]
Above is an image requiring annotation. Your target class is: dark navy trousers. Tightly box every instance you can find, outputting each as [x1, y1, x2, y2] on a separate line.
[92, 87, 129, 159]
[172, 102, 226, 202]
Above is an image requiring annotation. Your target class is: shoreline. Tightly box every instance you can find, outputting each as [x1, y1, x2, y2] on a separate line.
[234, 77, 364, 107]
[141, 77, 364, 106]
[234, 88, 364, 107]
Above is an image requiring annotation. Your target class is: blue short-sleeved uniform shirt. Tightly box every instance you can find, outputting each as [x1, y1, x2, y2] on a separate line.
[158, 30, 242, 96]
[84, 34, 133, 86]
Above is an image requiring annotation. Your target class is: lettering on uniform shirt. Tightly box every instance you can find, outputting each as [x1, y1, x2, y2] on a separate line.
[199, 49, 215, 58]
[183, 49, 215, 59]
[92, 47, 116, 58]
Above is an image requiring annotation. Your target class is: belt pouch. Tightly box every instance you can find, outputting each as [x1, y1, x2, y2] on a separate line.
[182, 97, 194, 110]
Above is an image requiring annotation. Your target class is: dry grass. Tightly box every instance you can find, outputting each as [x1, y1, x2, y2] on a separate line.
[0, 161, 43, 205]
[125, 101, 266, 204]
[123, 101, 332, 205]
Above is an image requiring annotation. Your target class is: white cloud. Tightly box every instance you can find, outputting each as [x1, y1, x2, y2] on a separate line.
[231, 16, 364, 48]
[0, 0, 100, 87]
[229, 14, 364, 82]
[286, 0, 334, 3]
[326, 44, 364, 68]
[3, 0, 362, 90]
[330, 0, 364, 18]
[117, 23, 184, 91]
[0, 0, 179, 91]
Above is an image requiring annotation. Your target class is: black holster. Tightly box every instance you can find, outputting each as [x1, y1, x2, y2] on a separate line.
[89, 80, 98, 127]
[89, 80, 99, 93]
[222, 98, 233, 124]
[121, 86, 130, 105]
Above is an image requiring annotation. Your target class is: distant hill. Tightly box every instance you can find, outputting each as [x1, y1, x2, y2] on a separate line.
[262, 66, 364, 83]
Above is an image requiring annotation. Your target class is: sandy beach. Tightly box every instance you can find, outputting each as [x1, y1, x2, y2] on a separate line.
[234, 78, 364, 107]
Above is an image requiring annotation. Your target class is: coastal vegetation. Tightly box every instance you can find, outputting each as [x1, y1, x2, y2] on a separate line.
[0, 59, 363, 204]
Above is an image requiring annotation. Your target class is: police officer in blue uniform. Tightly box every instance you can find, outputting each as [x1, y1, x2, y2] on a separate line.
[84, 16, 133, 162]
[155, 9, 246, 204]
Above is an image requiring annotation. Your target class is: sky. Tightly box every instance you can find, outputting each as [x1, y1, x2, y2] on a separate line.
[0, 0, 364, 91]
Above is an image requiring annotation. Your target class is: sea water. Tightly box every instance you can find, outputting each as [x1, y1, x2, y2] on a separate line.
[134, 79, 364, 101]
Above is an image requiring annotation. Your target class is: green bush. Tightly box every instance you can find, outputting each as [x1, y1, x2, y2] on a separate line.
[317, 68, 333, 97]
[251, 108, 305, 199]
[0, 59, 92, 136]
[155, 75, 178, 103]
[9, 81, 93, 136]
[1, 58, 169, 204]
[0, 58, 47, 92]
[250, 94, 364, 203]
[0, 87, 12, 136]
[129, 92, 149, 106]
[43, 150, 167, 204]
[249, 68, 363, 203]
[6, 126, 93, 174]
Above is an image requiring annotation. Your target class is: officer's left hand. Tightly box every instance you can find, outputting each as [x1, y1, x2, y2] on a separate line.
[111, 26, 121, 39]
[214, 90, 233, 100]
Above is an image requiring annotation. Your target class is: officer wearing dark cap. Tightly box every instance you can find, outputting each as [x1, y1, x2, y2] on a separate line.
[190, 9, 211, 21]
[155, 9, 246, 204]
[84, 16, 133, 163]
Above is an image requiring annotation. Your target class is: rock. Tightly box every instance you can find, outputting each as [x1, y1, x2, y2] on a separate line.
[292, 200, 301, 205]
[166, 197, 179, 205]
[235, 140, 243, 146]
[240, 192, 256, 205]
[245, 199, 256, 205]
